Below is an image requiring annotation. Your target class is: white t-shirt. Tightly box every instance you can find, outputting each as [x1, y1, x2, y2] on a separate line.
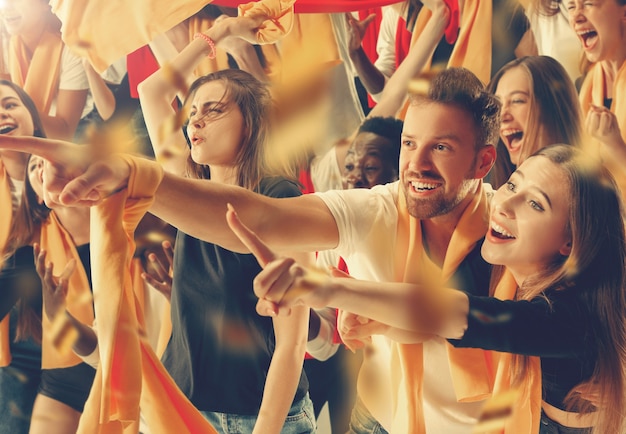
[527, 3, 582, 84]
[49, 45, 92, 119]
[316, 181, 484, 433]
[370, 6, 401, 102]
[310, 146, 344, 193]
[9, 176, 24, 213]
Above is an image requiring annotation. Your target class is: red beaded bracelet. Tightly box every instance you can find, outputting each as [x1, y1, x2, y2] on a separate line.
[194, 32, 217, 59]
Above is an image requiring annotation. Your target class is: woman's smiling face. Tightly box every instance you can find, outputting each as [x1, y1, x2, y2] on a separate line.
[482, 155, 572, 283]
[495, 66, 531, 166]
[566, 0, 626, 64]
[0, 83, 35, 138]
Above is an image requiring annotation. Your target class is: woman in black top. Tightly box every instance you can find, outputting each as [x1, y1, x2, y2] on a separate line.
[137, 13, 314, 434]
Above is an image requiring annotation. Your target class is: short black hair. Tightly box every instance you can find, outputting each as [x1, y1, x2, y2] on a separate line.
[356, 116, 403, 168]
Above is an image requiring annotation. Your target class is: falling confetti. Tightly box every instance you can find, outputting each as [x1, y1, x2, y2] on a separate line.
[50, 313, 79, 356]
[277, 266, 329, 306]
[472, 388, 520, 433]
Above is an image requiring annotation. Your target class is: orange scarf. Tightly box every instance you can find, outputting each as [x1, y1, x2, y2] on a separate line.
[9, 22, 63, 116]
[490, 270, 542, 434]
[129, 257, 172, 359]
[579, 61, 626, 197]
[39, 212, 94, 369]
[258, 10, 339, 85]
[390, 182, 493, 433]
[0, 160, 13, 367]
[410, 0, 492, 85]
[78, 156, 217, 434]
[50, 0, 296, 73]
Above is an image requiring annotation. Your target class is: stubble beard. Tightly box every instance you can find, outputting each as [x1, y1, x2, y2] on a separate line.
[404, 178, 477, 220]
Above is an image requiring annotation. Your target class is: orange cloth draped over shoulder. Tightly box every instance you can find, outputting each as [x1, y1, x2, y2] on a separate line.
[0, 160, 14, 367]
[389, 182, 493, 433]
[410, 0, 492, 85]
[489, 270, 542, 434]
[9, 21, 63, 116]
[579, 61, 626, 197]
[39, 212, 95, 369]
[50, 0, 296, 73]
[77, 156, 217, 434]
[256, 10, 339, 84]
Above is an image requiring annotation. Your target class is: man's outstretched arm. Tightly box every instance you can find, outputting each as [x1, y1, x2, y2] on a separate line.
[150, 171, 339, 253]
[0, 135, 339, 253]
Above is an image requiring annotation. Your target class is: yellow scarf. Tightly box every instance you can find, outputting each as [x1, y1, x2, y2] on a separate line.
[50, 0, 296, 73]
[0, 160, 13, 367]
[129, 257, 172, 359]
[39, 212, 94, 369]
[390, 182, 492, 433]
[579, 61, 626, 197]
[490, 270, 542, 434]
[78, 156, 217, 434]
[9, 22, 63, 116]
[259, 11, 339, 84]
[410, 0, 492, 85]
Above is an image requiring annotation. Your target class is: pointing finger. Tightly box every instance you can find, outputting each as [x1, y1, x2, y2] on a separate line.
[226, 203, 276, 267]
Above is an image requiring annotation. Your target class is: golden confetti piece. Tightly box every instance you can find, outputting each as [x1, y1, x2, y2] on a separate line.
[82, 118, 140, 161]
[155, 144, 187, 165]
[50, 313, 79, 356]
[278, 266, 329, 306]
[8, 400, 26, 419]
[407, 78, 430, 96]
[158, 105, 190, 145]
[73, 290, 94, 308]
[472, 388, 520, 433]
[10, 369, 29, 385]
[407, 66, 445, 96]
[161, 62, 189, 97]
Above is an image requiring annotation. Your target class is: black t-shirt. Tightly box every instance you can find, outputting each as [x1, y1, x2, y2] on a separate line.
[449, 287, 596, 411]
[162, 177, 308, 414]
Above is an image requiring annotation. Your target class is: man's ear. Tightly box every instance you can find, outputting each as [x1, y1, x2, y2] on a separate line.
[475, 144, 496, 179]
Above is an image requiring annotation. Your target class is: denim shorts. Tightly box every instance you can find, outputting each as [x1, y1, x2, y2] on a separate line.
[347, 398, 389, 434]
[0, 366, 40, 434]
[540, 410, 592, 434]
[200, 393, 316, 433]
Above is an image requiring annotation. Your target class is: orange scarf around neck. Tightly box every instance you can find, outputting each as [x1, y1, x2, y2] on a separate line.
[9, 23, 63, 116]
[489, 269, 542, 434]
[410, 0, 492, 85]
[579, 61, 626, 197]
[78, 156, 217, 434]
[0, 160, 13, 367]
[39, 211, 94, 369]
[389, 182, 492, 433]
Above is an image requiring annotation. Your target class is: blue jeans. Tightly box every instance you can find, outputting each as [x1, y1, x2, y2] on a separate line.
[0, 366, 40, 434]
[200, 393, 316, 433]
[540, 410, 592, 434]
[347, 398, 389, 434]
